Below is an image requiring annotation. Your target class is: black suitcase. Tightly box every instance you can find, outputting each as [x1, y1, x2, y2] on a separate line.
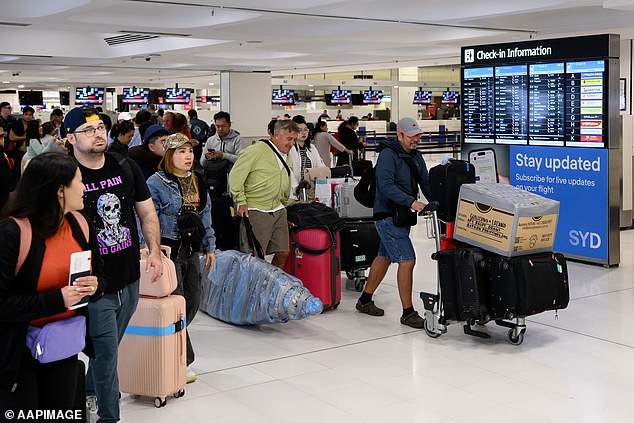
[331, 166, 352, 178]
[428, 159, 476, 223]
[339, 220, 380, 271]
[485, 252, 569, 319]
[433, 247, 488, 322]
[211, 195, 239, 251]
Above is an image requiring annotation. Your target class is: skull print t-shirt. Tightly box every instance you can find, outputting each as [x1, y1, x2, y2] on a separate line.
[79, 153, 151, 293]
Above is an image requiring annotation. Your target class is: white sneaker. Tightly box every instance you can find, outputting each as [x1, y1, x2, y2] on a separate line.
[186, 367, 196, 384]
[86, 395, 98, 414]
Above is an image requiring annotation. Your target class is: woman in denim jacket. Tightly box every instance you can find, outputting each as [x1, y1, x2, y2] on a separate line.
[146, 133, 216, 383]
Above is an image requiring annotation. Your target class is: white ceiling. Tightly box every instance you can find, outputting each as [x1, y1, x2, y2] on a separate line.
[1, 0, 634, 90]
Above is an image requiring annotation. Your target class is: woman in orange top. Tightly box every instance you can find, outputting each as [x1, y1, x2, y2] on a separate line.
[0, 152, 105, 414]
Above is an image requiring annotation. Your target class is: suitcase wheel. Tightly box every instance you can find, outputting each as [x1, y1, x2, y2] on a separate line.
[174, 389, 185, 399]
[154, 397, 167, 408]
[424, 317, 441, 339]
[508, 329, 524, 345]
[499, 260, 510, 271]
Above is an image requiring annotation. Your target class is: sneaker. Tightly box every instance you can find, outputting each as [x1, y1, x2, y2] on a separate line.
[186, 367, 197, 384]
[355, 300, 385, 316]
[400, 311, 425, 329]
[86, 395, 98, 415]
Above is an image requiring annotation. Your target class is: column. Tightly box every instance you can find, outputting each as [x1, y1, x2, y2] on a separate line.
[220, 71, 271, 138]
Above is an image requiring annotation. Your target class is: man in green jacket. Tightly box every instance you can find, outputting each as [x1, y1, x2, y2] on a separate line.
[229, 119, 299, 268]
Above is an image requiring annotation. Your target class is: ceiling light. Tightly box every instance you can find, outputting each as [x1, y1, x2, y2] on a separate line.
[308, 84, 314, 87]
[394, 85, 399, 88]
[17, 84, 24, 88]
[2, 81, 9, 84]
[208, 82, 215, 85]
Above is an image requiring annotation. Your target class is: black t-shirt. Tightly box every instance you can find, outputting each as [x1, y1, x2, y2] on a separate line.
[79, 153, 150, 292]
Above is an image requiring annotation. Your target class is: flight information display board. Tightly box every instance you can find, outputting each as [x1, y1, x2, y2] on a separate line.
[494, 65, 528, 144]
[463, 59, 606, 148]
[463, 67, 494, 143]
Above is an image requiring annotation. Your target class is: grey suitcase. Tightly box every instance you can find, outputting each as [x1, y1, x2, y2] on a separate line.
[335, 180, 373, 219]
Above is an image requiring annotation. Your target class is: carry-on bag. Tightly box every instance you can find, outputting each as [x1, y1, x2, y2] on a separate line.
[211, 195, 239, 251]
[139, 246, 178, 298]
[284, 228, 341, 311]
[428, 159, 476, 223]
[118, 295, 187, 408]
[203, 158, 231, 197]
[484, 252, 569, 319]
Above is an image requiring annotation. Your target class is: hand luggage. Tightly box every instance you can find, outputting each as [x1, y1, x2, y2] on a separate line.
[432, 247, 488, 322]
[139, 246, 178, 298]
[352, 159, 372, 177]
[339, 220, 380, 272]
[330, 166, 351, 178]
[203, 158, 231, 197]
[484, 252, 569, 319]
[334, 179, 373, 219]
[428, 159, 475, 223]
[284, 228, 341, 311]
[210, 195, 238, 251]
[118, 295, 187, 408]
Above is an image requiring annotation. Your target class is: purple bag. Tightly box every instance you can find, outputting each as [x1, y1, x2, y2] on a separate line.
[25, 316, 86, 363]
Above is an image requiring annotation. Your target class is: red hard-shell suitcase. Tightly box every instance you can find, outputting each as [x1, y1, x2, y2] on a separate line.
[284, 228, 341, 310]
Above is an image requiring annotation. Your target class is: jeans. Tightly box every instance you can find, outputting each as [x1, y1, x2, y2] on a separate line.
[172, 247, 202, 366]
[375, 217, 416, 263]
[86, 280, 139, 423]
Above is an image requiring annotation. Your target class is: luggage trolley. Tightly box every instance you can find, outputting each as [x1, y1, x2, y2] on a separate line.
[419, 201, 527, 345]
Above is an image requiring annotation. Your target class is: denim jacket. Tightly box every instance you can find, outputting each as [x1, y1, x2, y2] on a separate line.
[146, 171, 216, 253]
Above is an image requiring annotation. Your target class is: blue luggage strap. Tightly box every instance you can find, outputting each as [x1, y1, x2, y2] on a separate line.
[124, 317, 186, 337]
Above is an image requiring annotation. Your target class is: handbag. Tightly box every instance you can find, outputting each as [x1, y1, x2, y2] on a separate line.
[392, 205, 417, 227]
[177, 210, 205, 245]
[26, 316, 86, 363]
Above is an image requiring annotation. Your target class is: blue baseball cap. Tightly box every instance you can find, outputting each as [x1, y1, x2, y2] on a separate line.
[143, 124, 171, 147]
[64, 106, 101, 134]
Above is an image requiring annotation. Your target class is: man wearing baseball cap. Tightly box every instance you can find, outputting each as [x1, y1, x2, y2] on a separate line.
[355, 117, 431, 328]
[129, 124, 170, 180]
[64, 106, 163, 421]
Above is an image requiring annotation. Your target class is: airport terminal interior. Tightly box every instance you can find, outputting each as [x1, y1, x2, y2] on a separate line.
[4, 1, 634, 422]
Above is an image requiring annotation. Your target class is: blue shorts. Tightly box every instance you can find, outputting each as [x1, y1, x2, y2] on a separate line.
[375, 217, 416, 263]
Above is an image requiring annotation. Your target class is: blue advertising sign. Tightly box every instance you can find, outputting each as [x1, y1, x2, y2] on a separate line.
[510, 145, 608, 260]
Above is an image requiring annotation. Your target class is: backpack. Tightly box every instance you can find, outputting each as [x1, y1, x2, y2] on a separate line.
[12, 211, 90, 276]
[286, 202, 344, 235]
[354, 166, 375, 209]
[203, 158, 231, 197]
[189, 119, 210, 143]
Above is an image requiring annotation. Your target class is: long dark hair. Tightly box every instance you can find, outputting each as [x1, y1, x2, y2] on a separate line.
[25, 120, 41, 142]
[2, 152, 79, 238]
[110, 120, 135, 141]
[292, 115, 313, 149]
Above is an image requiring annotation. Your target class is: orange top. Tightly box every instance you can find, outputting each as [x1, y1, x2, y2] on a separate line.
[30, 219, 81, 327]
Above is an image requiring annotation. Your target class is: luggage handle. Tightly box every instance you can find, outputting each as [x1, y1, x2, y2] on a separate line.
[291, 227, 335, 255]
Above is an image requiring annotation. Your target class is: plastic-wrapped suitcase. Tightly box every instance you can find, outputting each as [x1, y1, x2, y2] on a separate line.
[428, 159, 476, 223]
[432, 247, 488, 322]
[334, 180, 373, 219]
[118, 295, 187, 408]
[484, 252, 569, 319]
[284, 228, 341, 311]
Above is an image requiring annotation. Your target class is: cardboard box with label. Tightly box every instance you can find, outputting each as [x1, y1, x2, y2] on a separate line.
[454, 183, 559, 257]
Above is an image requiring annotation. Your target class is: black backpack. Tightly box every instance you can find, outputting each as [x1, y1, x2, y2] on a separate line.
[354, 166, 375, 209]
[286, 202, 344, 234]
[204, 158, 231, 197]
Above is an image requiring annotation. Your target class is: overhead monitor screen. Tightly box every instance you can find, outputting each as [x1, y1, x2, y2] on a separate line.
[271, 89, 295, 105]
[413, 91, 432, 104]
[441, 91, 459, 104]
[122, 87, 149, 104]
[363, 90, 383, 104]
[330, 90, 351, 104]
[165, 88, 192, 104]
[75, 87, 104, 104]
[18, 91, 43, 106]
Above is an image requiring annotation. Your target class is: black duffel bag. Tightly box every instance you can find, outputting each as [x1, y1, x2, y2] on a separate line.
[286, 202, 344, 234]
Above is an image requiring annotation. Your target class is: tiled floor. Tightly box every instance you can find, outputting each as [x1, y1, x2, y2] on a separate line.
[119, 226, 634, 422]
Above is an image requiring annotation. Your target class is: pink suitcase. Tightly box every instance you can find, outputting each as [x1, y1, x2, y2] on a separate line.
[284, 228, 341, 310]
[118, 295, 186, 408]
[139, 246, 178, 298]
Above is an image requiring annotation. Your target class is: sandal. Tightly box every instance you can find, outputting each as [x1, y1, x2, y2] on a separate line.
[356, 300, 385, 316]
[400, 311, 425, 329]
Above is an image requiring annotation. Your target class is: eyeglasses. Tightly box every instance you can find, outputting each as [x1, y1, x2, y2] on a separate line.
[74, 124, 107, 137]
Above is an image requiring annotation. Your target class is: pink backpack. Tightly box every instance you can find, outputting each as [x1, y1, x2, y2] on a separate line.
[11, 211, 90, 276]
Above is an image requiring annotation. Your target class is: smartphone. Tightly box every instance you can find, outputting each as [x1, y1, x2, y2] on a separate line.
[68, 250, 92, 310]
[469, 148, 498, 183]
